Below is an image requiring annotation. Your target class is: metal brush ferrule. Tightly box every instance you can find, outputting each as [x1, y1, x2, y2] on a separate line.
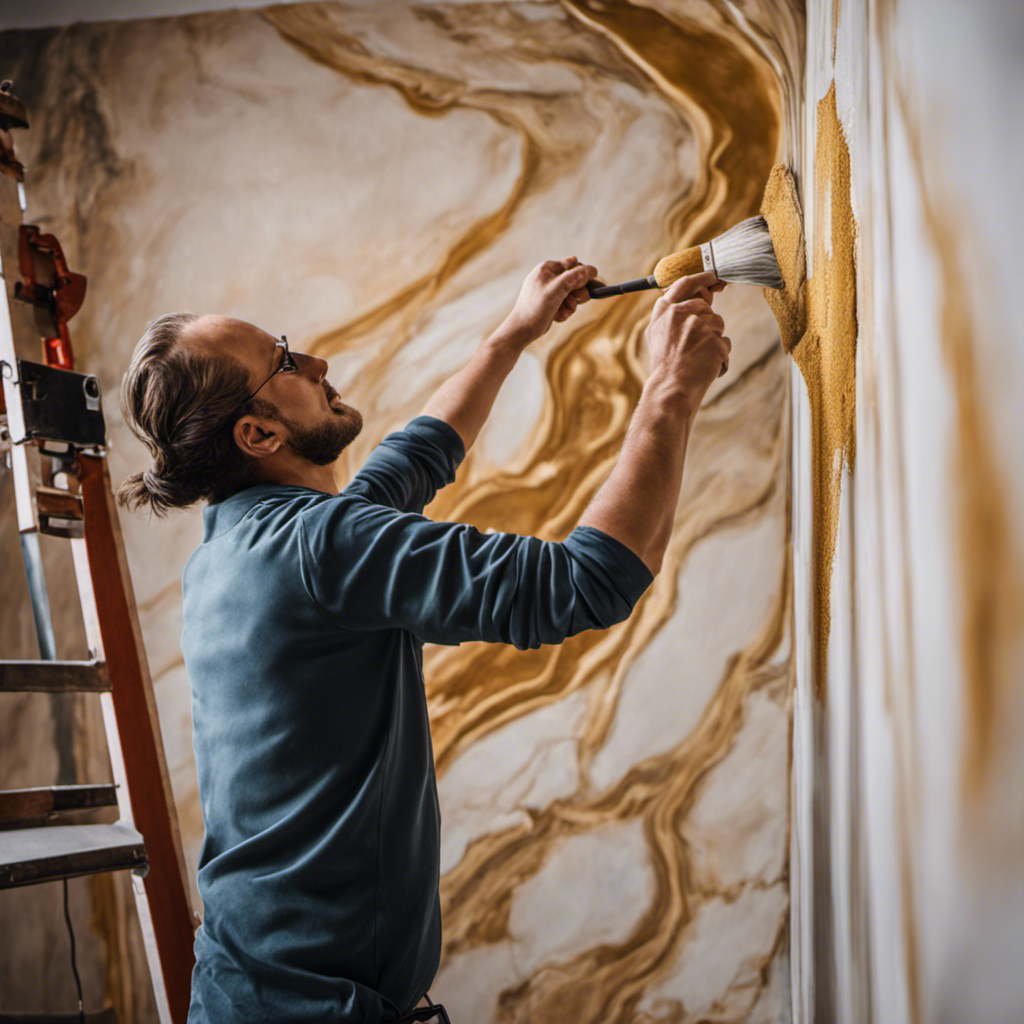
[587, 275, 659, 299]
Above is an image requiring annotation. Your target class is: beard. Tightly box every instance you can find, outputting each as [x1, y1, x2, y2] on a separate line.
[277, 381, 363, 466]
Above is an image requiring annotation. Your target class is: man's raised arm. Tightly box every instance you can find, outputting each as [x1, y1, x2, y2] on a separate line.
[421, 258, 597, 451]
[578, 271, 729, 574]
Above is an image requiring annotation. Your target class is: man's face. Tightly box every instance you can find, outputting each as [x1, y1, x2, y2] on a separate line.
[181, 315, 363, 463]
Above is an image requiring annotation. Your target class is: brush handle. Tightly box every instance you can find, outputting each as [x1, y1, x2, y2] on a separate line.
[586, 275, 659, 299]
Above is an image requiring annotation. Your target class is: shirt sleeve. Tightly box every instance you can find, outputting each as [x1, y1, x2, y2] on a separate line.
[298, 498, 654, 649]
[344, 415, 466, 514]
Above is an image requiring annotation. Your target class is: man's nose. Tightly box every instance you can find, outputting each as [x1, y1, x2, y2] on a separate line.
[295, 350, 328, 381]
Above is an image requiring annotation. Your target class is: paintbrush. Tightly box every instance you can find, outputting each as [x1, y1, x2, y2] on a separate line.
[587, 215, 784, 298]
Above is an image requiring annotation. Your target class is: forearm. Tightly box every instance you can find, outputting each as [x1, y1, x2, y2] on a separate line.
[421, 325, 526, 452]
[577, 370, 697, 575]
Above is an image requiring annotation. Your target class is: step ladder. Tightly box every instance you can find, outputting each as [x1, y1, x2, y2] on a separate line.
[0, 82, 194, 1024]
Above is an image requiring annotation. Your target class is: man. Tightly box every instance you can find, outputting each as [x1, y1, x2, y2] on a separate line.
[118, 257, 729, 1023]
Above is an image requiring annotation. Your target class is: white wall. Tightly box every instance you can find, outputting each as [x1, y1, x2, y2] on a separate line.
[791, 1, 1024, 1021]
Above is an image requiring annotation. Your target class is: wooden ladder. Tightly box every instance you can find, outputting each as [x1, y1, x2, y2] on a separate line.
[0, 83, 194, 1023]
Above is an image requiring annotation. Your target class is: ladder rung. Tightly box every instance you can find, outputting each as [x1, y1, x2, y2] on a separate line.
[36, 485, 85, 538]
[0, 822, 148, 888]
[0, 784, 118, 828]
[0, 1007, 118, 1023]
[36, 485, 83, 519]
[0, 659, 110, 692]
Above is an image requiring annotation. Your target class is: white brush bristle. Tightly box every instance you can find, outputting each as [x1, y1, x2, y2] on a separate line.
[709, 215, 783, 289]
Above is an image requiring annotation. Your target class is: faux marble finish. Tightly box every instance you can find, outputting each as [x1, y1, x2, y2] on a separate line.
[0, 3, 800, 1018]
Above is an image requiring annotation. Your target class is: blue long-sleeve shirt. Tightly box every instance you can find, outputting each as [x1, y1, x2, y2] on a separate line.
[182, 415, 653, 1023]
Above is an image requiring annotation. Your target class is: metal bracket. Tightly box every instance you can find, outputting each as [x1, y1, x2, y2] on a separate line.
[13, 224, 87, 369]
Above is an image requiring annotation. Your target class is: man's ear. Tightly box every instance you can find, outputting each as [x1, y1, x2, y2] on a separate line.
[233, 415, 285, 459]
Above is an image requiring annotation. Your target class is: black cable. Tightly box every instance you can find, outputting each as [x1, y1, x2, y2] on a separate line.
[62, 876, 85, 1024]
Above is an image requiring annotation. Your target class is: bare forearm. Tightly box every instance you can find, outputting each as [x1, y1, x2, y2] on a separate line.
[421, 326, 526, 452]
[577, 371, 697, 575]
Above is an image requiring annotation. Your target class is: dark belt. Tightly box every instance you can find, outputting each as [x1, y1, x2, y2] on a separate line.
[395, 997, 451, 1024]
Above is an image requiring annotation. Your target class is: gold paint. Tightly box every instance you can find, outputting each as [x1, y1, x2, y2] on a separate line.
[761, 161, 806, 351]
[831, 0, 842, 66]
[564, 0, 782, 241]
[895, 99, 1024, 805]
[263, 3, 543, 375]
[652, 244, 704, 287]
[790, 82, 857, 697]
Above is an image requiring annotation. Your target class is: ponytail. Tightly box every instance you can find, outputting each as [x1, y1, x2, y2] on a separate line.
[117, 312, 261, 515]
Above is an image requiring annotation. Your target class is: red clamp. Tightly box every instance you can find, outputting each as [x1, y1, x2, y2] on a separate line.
[14, 225, 87, 370]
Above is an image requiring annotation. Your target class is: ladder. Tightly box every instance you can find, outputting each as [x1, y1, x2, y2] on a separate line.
[0, 83, 194, 1022]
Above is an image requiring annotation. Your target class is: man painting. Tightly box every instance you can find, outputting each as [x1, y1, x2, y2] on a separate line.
[118, 257, 728, 1022]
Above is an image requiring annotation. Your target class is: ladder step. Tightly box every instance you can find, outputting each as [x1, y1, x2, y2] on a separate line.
[0, 1009, 117, 1024]
[0, 823, 147, 888]
[36, 486, 85, 539]
[0, 659, 110, 693]
[0, 1007, 117, 1024]
[0, 784, 118, 828]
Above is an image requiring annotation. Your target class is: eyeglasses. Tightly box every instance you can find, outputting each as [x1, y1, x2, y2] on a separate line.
[244, 335, 298, 403]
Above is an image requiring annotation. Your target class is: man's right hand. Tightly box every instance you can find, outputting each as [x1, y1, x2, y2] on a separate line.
[645, 271, 731, 409]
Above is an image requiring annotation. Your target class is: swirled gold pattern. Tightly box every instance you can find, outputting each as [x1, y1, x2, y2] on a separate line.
[0, 3, 800, 1018]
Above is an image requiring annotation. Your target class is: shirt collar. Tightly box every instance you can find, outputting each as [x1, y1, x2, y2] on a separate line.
[201, 483, 325, 541]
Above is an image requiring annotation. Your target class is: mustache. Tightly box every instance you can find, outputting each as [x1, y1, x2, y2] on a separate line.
[322, 380, 340, 404]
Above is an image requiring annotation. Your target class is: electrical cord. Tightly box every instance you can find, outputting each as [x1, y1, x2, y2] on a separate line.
[62, 877, 85, 1024]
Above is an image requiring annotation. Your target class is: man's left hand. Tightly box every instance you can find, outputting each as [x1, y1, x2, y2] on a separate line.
[500, 257, 599, 347]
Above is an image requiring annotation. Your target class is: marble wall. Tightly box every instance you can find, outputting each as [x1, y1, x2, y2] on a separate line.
[0, 3, 800, 1020]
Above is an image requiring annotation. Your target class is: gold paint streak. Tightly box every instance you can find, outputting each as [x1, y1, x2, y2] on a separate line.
[894, 96, 1024, 807]
[761, 161, 807, 351]
[262, 4, 542, 377]
[831, 0, 842, 66]
[579, 346, 789, 765]
[564, 0, 782, 243]
[791, 82, 857, 698]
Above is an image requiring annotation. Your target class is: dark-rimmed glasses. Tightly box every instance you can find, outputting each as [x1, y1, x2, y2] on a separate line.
[244, 335, 298, 403]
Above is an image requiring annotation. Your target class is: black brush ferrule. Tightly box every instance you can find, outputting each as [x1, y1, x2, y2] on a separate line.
[587, 275, 658, 299]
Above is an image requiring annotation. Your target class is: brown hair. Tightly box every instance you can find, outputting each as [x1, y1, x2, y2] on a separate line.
[117, 312, 269, 516]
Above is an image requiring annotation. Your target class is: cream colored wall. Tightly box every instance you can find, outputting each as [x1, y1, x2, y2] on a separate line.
[789, 1, 1024, 1022]
[0, 3, 800, 1020]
